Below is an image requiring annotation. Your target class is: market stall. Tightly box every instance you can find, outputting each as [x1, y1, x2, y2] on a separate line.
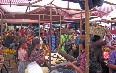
[0, 0, 116, 73]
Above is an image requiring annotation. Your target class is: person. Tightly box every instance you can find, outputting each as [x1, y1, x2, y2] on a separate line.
[20, 27, 25, 36]
[29, 38, 46, 66]
[107, 49, 116, 73]
[90, 35, 108, 73]
[18, 38, 28, 73]
[60, 29, 72, 53]
[104, 34, 115, 50]
[46, 29, 56, 52]
[66, 40, 86, 73]
[40, 32, 44, 49]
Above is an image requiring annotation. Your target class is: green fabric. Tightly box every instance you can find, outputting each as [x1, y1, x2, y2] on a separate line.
[61, 34, 72, 52]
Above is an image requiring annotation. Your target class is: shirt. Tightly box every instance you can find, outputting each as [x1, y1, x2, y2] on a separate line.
[76, 51, 86, 72]
[108, 50, 116, 73]
[18, 48, 27, 61]
[29, 48, 43, 65]
[79, 51, 86, 72]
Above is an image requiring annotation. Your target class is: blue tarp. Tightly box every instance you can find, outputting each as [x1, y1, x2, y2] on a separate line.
[62, 0, 104, 10]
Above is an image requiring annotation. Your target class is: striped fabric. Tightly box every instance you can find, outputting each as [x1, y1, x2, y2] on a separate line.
[0, 0, 30, 4]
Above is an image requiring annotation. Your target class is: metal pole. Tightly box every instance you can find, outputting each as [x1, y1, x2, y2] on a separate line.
[49, 6, 52, 70]
[85, 0, 90, 73]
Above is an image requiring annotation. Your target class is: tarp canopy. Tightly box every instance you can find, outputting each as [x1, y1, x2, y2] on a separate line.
[0, 0, 116, 23]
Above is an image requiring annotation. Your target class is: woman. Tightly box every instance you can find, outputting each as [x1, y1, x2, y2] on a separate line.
[29, 38, 46, 66]
[18, 39, 28, 73]
[51, 40, 85, 73]
[66, 40, 86, 73]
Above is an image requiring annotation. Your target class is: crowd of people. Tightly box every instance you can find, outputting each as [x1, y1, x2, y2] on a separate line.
[0, 25, 115, 73]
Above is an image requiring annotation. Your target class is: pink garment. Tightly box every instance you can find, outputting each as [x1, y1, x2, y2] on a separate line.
[18, 48, 27, 61]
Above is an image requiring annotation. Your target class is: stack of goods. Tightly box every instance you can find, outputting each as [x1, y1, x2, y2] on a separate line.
[45, 53, 66, 67]
[2, 48, 16, 55]
[90, 25, 105, 36]
[2, 48, 16, 60]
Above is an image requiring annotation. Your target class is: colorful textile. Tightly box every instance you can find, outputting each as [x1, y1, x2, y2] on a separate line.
[108, 50, 116, 73]
[51, 35, 56, 51]
[79, 51, 86, 72]
[46, 35, 56, 51]
[29, 48, 43, 65]
[61, 34, 72, 52]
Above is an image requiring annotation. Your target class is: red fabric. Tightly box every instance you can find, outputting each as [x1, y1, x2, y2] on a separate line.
[20, 29, 24, 36]
[103, 52, 110, 60]
[110, 29, 116, 34]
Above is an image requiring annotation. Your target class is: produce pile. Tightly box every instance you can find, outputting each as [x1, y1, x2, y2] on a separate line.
[2, 48, 16, 55]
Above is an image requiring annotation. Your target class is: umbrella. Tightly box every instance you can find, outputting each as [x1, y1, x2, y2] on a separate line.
[110, 29, 116, 34]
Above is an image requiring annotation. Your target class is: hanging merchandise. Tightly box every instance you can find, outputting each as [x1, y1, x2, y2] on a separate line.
[62, 0, 104, 10]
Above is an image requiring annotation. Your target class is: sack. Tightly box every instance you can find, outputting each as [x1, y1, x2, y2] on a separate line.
[27, 62, 43, 73]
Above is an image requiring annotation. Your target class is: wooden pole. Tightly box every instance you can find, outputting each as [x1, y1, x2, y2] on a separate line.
[59, 15, 62, 50]
[39, 15, 40, 49]
[79, 10, 82, 56]
[49, 6, 52, 70]
[68, 1, 69, 9]
[0, 14, 3, 44]
[85, 0, 90, 73]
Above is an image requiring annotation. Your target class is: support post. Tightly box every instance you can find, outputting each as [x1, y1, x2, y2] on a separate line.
[0, 14, 3, 44]
[68, 1, 69, 9]
[39, 15, 40, 37]
[59, 15, 62, 50]
[39, 15, 40, 48]
[49, 6, 52, 70]
[85, 0, 90, 73]
[79, 10, 82, 56]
